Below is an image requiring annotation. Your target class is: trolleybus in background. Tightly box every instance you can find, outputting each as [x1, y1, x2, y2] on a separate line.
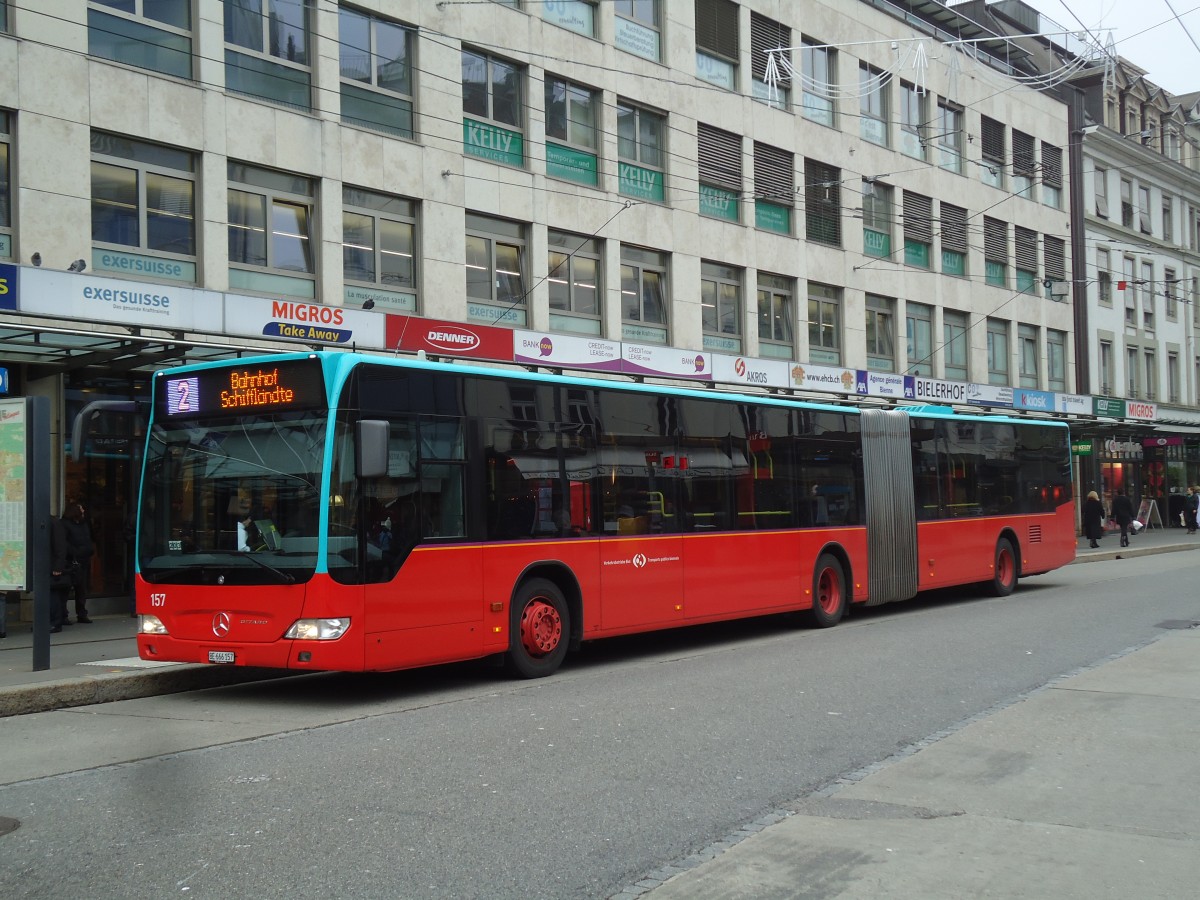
[135, 351, 1076, 677]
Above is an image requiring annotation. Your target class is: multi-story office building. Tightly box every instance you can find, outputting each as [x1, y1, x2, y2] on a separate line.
[962, 0, 1200, 527]
[0, 0, 1076, 604]
[1077, 60, 1200, 519]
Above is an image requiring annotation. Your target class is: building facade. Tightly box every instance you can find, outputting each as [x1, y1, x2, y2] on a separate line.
[1, 0, 1082, 604]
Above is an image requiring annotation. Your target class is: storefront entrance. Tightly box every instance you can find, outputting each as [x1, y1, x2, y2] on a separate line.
[63, 379, 148, 601]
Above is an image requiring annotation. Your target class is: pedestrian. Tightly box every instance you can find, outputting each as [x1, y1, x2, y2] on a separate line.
[61, 500, 95, 624]
[49, 513, 71, 632]
[1187, 486, 1199, 535]
[1082, 490, 1105, 549]
[1111, 488, 1135, 548]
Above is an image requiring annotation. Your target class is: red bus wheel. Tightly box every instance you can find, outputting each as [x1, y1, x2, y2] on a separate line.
[507, 578, 569, 678]
[990, 538, 1018, 597]
[809, 554, 846, 628]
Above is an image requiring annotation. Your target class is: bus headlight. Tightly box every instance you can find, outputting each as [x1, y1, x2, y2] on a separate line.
[284, 618, 350, 641]
[139, 615, 168, 635]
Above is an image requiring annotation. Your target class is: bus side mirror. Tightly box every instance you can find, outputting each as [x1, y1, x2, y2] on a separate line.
[357, 420, 390, 479]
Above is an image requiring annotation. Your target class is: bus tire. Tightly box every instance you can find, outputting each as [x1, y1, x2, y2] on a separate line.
[809, 554, 846, 628]
[990, 538, 1018, 597]
[507, 578, 569, 678]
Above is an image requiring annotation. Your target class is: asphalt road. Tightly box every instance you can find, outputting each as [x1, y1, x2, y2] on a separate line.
[2, 551, 1198, 899]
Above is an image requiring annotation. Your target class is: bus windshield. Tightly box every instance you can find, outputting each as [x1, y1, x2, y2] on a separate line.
[138, 410, 328, 584]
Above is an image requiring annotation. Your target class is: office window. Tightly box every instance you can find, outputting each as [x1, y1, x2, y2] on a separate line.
[1047, 329, 1066, 392]
[754, 142, 793, 234]
[1011, 130, 1035, 199]
[89, 0, 192, 79]
[801, 38, 835, 126]
[980, 116, 1004, 188]
[861, 180, 892, 258]
[1041, 144, 1062, 208]
[0, 0, 7, 33]
[1099, 340, 1112, 394]
[943, 309, 968, 381]
[902, 191, 932, 268]
[1094, 166, 1109, 218]
[697, 124, 741, 222]
[223, 0, 311, 110]
[620, 245, 669, 343]
[701, 262, 742, 352]
[545, 75, 600, 186]
[805, 159, 841, 246]
[1044, 235, 1065, 297]
[1127, 346, 1139, 397]
[0, 111, 10, 259]
[859, 64, 888, 146]
[1165, 267, 1178, 319]
[865, 295, 895, 371]
[342, 187, 417, 313]
[936, 99, 963, 173]
[1168, 352, 1180, 402]
[757, 272, 794, 359]
[906, 302, 933, 376]
[1120, 178, 1133, 227]
[465, 213, 526, 325]
[1138, 186, 1152, 234]
[91, 132, 196, 282]
[695, 0, 738, 90]
[1144, 350, 1157, 401]
[542, 0, 596, 37]
[1142, 260, 1155, 330]
[807, 283, 840, 364]
[617, 101, 665, 202]
[462, 49, 524, 166]
[614, 0, 661, 62]
[1097, 248, 1112, 305]
[987, 318, 1010, 385]
[1018, 323, 1038, 388]
[1014, 226, 1038, 293]
[338, 7, 414, 138]
[1123, 256, 1136, 325]
[751, 12, 789, 106]
[227, 162, 315, 298]
[548, 230, 601, 335]
[940, 202, 967, 276]
[984, 217, 1007, 287]
[1163, 197, 1174, 244]
[899, 81, 925, 160]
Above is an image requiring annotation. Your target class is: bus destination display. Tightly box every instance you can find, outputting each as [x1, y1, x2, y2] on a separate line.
[158, 358, 325, 417]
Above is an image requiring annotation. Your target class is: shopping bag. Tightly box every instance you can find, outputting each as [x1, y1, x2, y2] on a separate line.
[1181, 512, 1187, 527]
[1130, 520, 1144, 534]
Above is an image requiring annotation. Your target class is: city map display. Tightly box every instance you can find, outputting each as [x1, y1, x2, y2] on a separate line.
[0, 398, 27, 591]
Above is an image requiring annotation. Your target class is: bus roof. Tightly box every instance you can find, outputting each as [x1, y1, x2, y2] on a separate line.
[151, 350, 1070, 430]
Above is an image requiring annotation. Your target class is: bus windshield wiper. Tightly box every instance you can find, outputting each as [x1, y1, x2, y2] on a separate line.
[235, 551, 296, 584]
[182, 549, 297, 584]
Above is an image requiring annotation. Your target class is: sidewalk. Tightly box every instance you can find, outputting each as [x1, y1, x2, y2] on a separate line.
[1, 526, 1194, 718]
[637, 623, 1200, 900]
[623, 526, 1200, 900]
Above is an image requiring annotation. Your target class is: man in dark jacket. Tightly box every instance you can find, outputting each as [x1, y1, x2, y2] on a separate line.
[61, 501, 95, 623]
[1111, 489, 1136, 548]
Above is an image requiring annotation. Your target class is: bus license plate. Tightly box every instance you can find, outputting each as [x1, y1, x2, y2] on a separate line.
[208, 650, 236, 664]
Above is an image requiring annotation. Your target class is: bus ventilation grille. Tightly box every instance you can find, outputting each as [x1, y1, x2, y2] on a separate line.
[1028, 524, 1043, 543]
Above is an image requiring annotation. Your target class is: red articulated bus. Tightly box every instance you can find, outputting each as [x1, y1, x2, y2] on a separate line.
[136, 351, 1076, 677]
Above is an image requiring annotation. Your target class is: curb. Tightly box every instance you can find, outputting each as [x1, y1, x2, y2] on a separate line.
[0, 665, 290, 718]
[1072, 542, 1194, 564]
